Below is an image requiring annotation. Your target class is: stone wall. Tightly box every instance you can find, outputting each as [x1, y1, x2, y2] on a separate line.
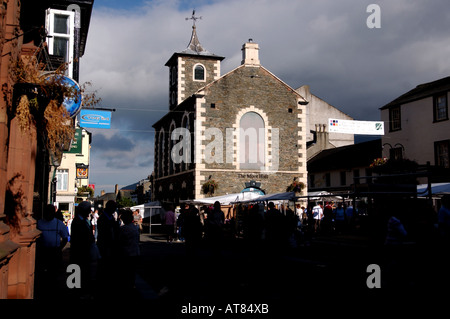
[154, 45, 308, 203]
[199, 170, 305, 197]
[182, 56, 220, 101]
[0, 0, 40, 299]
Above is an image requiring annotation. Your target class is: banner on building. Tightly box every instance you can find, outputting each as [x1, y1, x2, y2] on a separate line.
[80, 110, 112, 129]
[328, 119, 384, 135]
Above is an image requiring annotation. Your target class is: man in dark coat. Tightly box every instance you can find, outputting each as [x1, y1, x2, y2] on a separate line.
[70, 201, 95, 297]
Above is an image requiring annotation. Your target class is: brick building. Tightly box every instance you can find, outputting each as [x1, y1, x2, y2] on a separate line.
[0, 0, 93, 299]
[152, 23, 308, 203]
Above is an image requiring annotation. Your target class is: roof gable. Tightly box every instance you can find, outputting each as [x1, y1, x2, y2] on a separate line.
[196, 64, 306, 102]
[381, 76, 450, 110]
[308, 139, 382, 171]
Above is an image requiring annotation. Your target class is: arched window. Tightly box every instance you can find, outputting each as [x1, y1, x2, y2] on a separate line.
[181, 115, 191, 171]
[171, 66, 177, 84]
[171, 91, 176, 106]
[169, 124, 175, 175]
[239, 112, 265, 170]
[158, 130, 165, 177]
[194, 64, 205, 81]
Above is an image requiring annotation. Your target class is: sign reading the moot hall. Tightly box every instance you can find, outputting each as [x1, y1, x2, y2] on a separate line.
[328, 118, 384, 135]
[80, 109, 112, 129]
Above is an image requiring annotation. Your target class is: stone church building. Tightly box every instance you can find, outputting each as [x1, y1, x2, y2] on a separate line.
[152, 22, 349, 203]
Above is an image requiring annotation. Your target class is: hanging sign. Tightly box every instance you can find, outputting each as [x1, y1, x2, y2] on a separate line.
[328, 118, 384, 135]
[76, 164, 89, 179]
[79, 110, 112, 129]
[65, 128, 82, 154]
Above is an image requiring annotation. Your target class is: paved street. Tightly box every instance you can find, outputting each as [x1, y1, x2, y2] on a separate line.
[33, 230, 449, 316]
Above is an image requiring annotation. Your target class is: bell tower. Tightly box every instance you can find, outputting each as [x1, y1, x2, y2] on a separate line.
[165, 10, 225, 110]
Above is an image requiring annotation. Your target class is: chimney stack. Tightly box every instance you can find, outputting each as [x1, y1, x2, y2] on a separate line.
[241, 39, 260, 66]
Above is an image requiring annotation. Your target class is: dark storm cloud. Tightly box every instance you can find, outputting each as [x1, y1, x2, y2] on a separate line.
[80, 0, 450, 194]
[91, 132, 136, 151]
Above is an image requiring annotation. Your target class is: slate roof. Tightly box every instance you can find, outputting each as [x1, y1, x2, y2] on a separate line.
[165, 25, 225, 66]
[308, 139, 382, 172]
[380, 76, 450, 110]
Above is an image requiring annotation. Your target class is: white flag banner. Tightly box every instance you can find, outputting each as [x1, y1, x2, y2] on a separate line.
[328, 119, 384, 135]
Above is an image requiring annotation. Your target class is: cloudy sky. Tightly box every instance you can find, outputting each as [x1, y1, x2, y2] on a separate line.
[79, 0, 450, 196]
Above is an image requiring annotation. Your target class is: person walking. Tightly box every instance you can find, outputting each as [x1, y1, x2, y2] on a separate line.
[312, 203, 323, 233]
[333, 203, 346, 234]
[183, 204, 202, 257]
[118, 209, 141, 294]
[438, 195, 450, 245]
[133, 209, 143, 234]
[91, 208, 99, 241]
[36, 204, 69, 297]
[265, 202, 285, 251]
[96, 200, 120, 297]
[70, 201, 96, 298]
[205, 201, 225, 257]
[163, 205, 176, 243]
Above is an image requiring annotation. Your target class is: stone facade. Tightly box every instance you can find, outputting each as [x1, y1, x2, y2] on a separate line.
[0, 0, 94, 299]
[0, 0, 40, 299]
[153, 36, 308, 203]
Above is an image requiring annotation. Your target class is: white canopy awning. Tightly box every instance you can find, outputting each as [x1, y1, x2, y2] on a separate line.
[130, 201, 163, 219]
[182, 192, 263, 206]
[417, 183, 450, 196]
[235, 191, 296, 204]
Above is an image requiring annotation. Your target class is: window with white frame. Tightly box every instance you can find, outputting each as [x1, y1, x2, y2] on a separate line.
[389, 106, 401, 131]
[45, 9, 75, 78]
[434, 93, 448, 122]
[435, 140, 450, 168]
[56, 169, 69, 191]
[193, 64, 205, 81]
[239, 112, 265, 170]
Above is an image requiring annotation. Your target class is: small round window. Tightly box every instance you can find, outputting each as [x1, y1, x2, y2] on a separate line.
[194, 64, 205, 81]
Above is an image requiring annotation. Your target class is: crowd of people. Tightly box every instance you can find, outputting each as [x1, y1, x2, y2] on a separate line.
[160, 200, 358, 255]
[36, 200, 141, 299]
[34, 194, 450, 298]
[236, 200, 359, 251]
[163, 201, 226, 257]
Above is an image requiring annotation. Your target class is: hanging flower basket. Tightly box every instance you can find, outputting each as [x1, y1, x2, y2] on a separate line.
[202, 179, 218, 196]
[9, 57, 100, 157]
[286, 180, 305, 193]
[369, 157, 388, 168]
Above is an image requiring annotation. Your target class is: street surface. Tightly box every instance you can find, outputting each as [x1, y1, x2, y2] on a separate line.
[33, 231, 448, 317]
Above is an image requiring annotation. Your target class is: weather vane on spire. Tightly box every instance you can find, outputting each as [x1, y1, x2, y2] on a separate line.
[186, 9, 202, 27]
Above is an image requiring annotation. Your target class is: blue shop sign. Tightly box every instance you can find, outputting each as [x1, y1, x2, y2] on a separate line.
[79, 110, 111, 129]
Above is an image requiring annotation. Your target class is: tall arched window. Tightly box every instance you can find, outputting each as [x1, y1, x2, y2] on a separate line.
[181, 115, 190, 171]
[240, 112, 265, 170]
[171, 66, 177, 84]
[194, 64, 205, 81]
[169, 124, 175, 175]
[158, 130, 165, 177]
